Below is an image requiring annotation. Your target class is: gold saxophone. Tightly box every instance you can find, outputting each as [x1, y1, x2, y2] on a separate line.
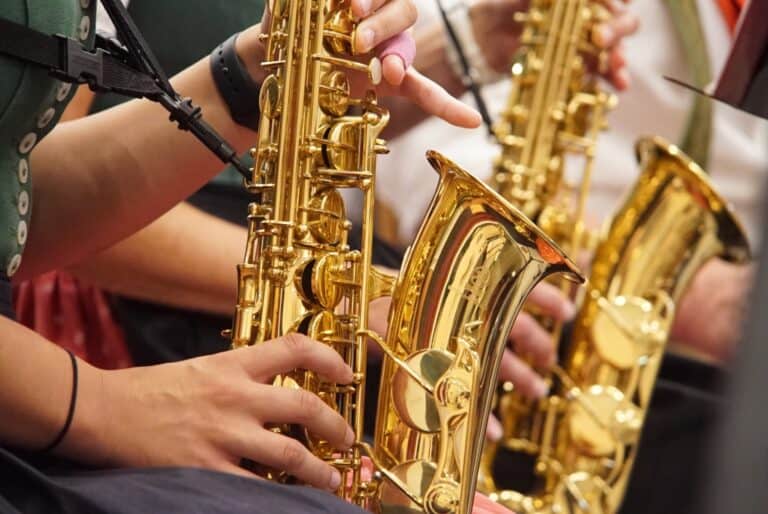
[479, 1, 751, 513]
[228, 1, 583, 513]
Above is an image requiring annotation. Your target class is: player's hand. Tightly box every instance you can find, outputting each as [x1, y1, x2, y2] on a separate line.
[70, 335, 354, 491]
[672, 258, 754, 362]
[469, 0, 639, 89]
[498, 281, 575, 399]
[237, 0, 481, 129]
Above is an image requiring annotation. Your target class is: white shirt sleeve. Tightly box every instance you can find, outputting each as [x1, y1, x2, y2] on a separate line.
[95, 0, 132, 40]
[381, 0, 768, 246]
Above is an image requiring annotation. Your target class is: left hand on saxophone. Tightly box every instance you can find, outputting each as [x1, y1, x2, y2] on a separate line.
[235, 0, 482, 129]
[466, 0, 640, 89]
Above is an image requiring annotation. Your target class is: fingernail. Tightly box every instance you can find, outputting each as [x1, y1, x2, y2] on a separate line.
[357, 28, 375, 53]
[618, 69, 630, 87]
[533, 378, 550, 399]
[487, 417, 503, 442]
[597, 25, 614, 47]
[562, 301, 577, 321]
[357, 0, 372, 16]
[383, 54, 407, 86]
[615, 47, 627, 67]
[344, 427, 356, 449]
[329, 469, 342, 491]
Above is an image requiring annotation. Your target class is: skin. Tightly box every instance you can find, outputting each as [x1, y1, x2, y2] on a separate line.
[18, 0, 479, 282]
[67, 0, 636, 384]
[382, 0, 639, 135]
[69, 202, 244, 316]
[2, 3, 642, 511]
[470, 0, 638, 89]
[0, 322, 353, 491]
[59, 0, 660, 455]
[2, 0, 493, 501]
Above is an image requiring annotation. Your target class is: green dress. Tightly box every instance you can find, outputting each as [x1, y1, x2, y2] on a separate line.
[0, 0, 96, 280]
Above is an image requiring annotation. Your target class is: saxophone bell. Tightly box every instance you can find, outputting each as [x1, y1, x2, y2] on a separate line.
[373, 151, 583, 514]
[483, 136, 750, 514]
[230, 1, 585, 512]
[479, 0, 751, 511]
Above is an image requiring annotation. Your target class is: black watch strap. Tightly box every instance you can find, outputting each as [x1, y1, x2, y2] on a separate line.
[210, 33, 262, 130]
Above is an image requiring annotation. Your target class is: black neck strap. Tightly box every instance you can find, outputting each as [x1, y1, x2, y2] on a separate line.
[435, 0, 494, 136]
[0, 0, 250, 179]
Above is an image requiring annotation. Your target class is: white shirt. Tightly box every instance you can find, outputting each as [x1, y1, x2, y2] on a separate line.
[378, 0, 768, 246]
[96, 0, 131, 39]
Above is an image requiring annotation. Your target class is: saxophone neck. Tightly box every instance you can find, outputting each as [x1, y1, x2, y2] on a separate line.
[492, 0, 616, 222]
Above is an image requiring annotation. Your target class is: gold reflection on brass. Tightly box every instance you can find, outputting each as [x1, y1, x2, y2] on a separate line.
[227, 1, 583, 512]
[480, 0, 751, 511]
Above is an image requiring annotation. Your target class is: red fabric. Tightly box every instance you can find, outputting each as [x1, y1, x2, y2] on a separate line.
[13, 271, 133, 369]
[717, 0, 746, 33]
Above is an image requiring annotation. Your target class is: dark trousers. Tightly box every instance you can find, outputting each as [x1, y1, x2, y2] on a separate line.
[621, 357, 723, 514]
[0, 448, 364, 514]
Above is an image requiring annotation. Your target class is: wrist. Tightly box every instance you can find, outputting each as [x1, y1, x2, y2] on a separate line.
[57, 361, 115, 466]
[441, 1, 505, 87]
[234, 25, 269, 88]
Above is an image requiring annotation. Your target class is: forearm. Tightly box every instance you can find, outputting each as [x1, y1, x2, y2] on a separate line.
[384, 23, 466, 138]
[21, 41, 264, 280]
[59, 86, 96, 122]
[0, 318, 105, 463]
[69, 202, 245, 316]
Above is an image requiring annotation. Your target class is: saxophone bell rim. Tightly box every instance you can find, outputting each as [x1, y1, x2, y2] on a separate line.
[634, 135, 751, 263]
[424, 149, 586, 284]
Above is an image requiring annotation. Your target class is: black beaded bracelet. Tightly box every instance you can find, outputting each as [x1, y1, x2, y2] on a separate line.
[41, 350, 79, 453]
[210, 33, 263, 130]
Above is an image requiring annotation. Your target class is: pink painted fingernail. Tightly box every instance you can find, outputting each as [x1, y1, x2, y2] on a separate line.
[379, 33, 416, 69]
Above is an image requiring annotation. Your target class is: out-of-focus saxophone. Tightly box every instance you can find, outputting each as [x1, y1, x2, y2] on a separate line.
[479, 1, 751, 513]
[227, 1, 584, 513]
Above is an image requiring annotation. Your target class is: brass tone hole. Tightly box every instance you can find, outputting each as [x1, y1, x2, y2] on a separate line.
[307, 188, 346, 245]
[319, 70, 351, 117]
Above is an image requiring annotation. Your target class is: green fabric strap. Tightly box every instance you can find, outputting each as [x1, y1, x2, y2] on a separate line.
[663, 0, 714, 169]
